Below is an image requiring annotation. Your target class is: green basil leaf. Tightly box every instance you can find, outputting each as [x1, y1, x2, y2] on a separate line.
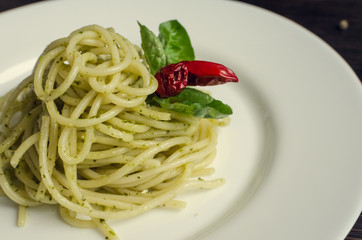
[138, 21, 167, 75]
[158, 20, 195, 64]
[198, 99, 233, 119]
[166, 87, 213, 105]
[147, 88, 232, 119]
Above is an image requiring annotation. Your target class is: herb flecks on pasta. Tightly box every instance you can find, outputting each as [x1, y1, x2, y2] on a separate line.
[0, 24, 230, 240]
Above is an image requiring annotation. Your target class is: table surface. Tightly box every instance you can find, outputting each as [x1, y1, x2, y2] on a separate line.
[0, 0, 361, 239]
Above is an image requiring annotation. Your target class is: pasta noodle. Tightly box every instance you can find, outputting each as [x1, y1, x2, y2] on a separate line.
[0, 24, 229, 239]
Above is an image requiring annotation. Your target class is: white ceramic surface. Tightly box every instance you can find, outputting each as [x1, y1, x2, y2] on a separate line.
[0, 0, 361, 240]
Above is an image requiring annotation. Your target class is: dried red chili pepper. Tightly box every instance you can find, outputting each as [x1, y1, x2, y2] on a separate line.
[155, 60, 238, 98]
[155, 62, 189, 98]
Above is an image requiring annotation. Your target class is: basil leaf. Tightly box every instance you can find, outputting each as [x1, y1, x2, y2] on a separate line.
[138, 21, 167, 75]
[158, 20, 195, 64]
[197, 99, 232, 119]
[147, 88, 232, 119]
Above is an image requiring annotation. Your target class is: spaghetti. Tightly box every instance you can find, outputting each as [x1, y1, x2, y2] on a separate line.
[0, 25, 229, 239]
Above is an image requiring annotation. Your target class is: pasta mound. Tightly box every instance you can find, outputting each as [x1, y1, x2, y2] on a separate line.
[0, 25, 228, 239]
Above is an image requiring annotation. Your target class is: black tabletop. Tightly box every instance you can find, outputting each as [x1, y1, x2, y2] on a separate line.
[0, 0, 361, 239]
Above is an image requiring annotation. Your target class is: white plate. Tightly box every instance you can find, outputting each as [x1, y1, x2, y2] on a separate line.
[0, 0, 361, 239]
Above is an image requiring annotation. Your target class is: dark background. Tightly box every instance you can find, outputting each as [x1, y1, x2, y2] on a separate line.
[0, 0, 361, 239]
